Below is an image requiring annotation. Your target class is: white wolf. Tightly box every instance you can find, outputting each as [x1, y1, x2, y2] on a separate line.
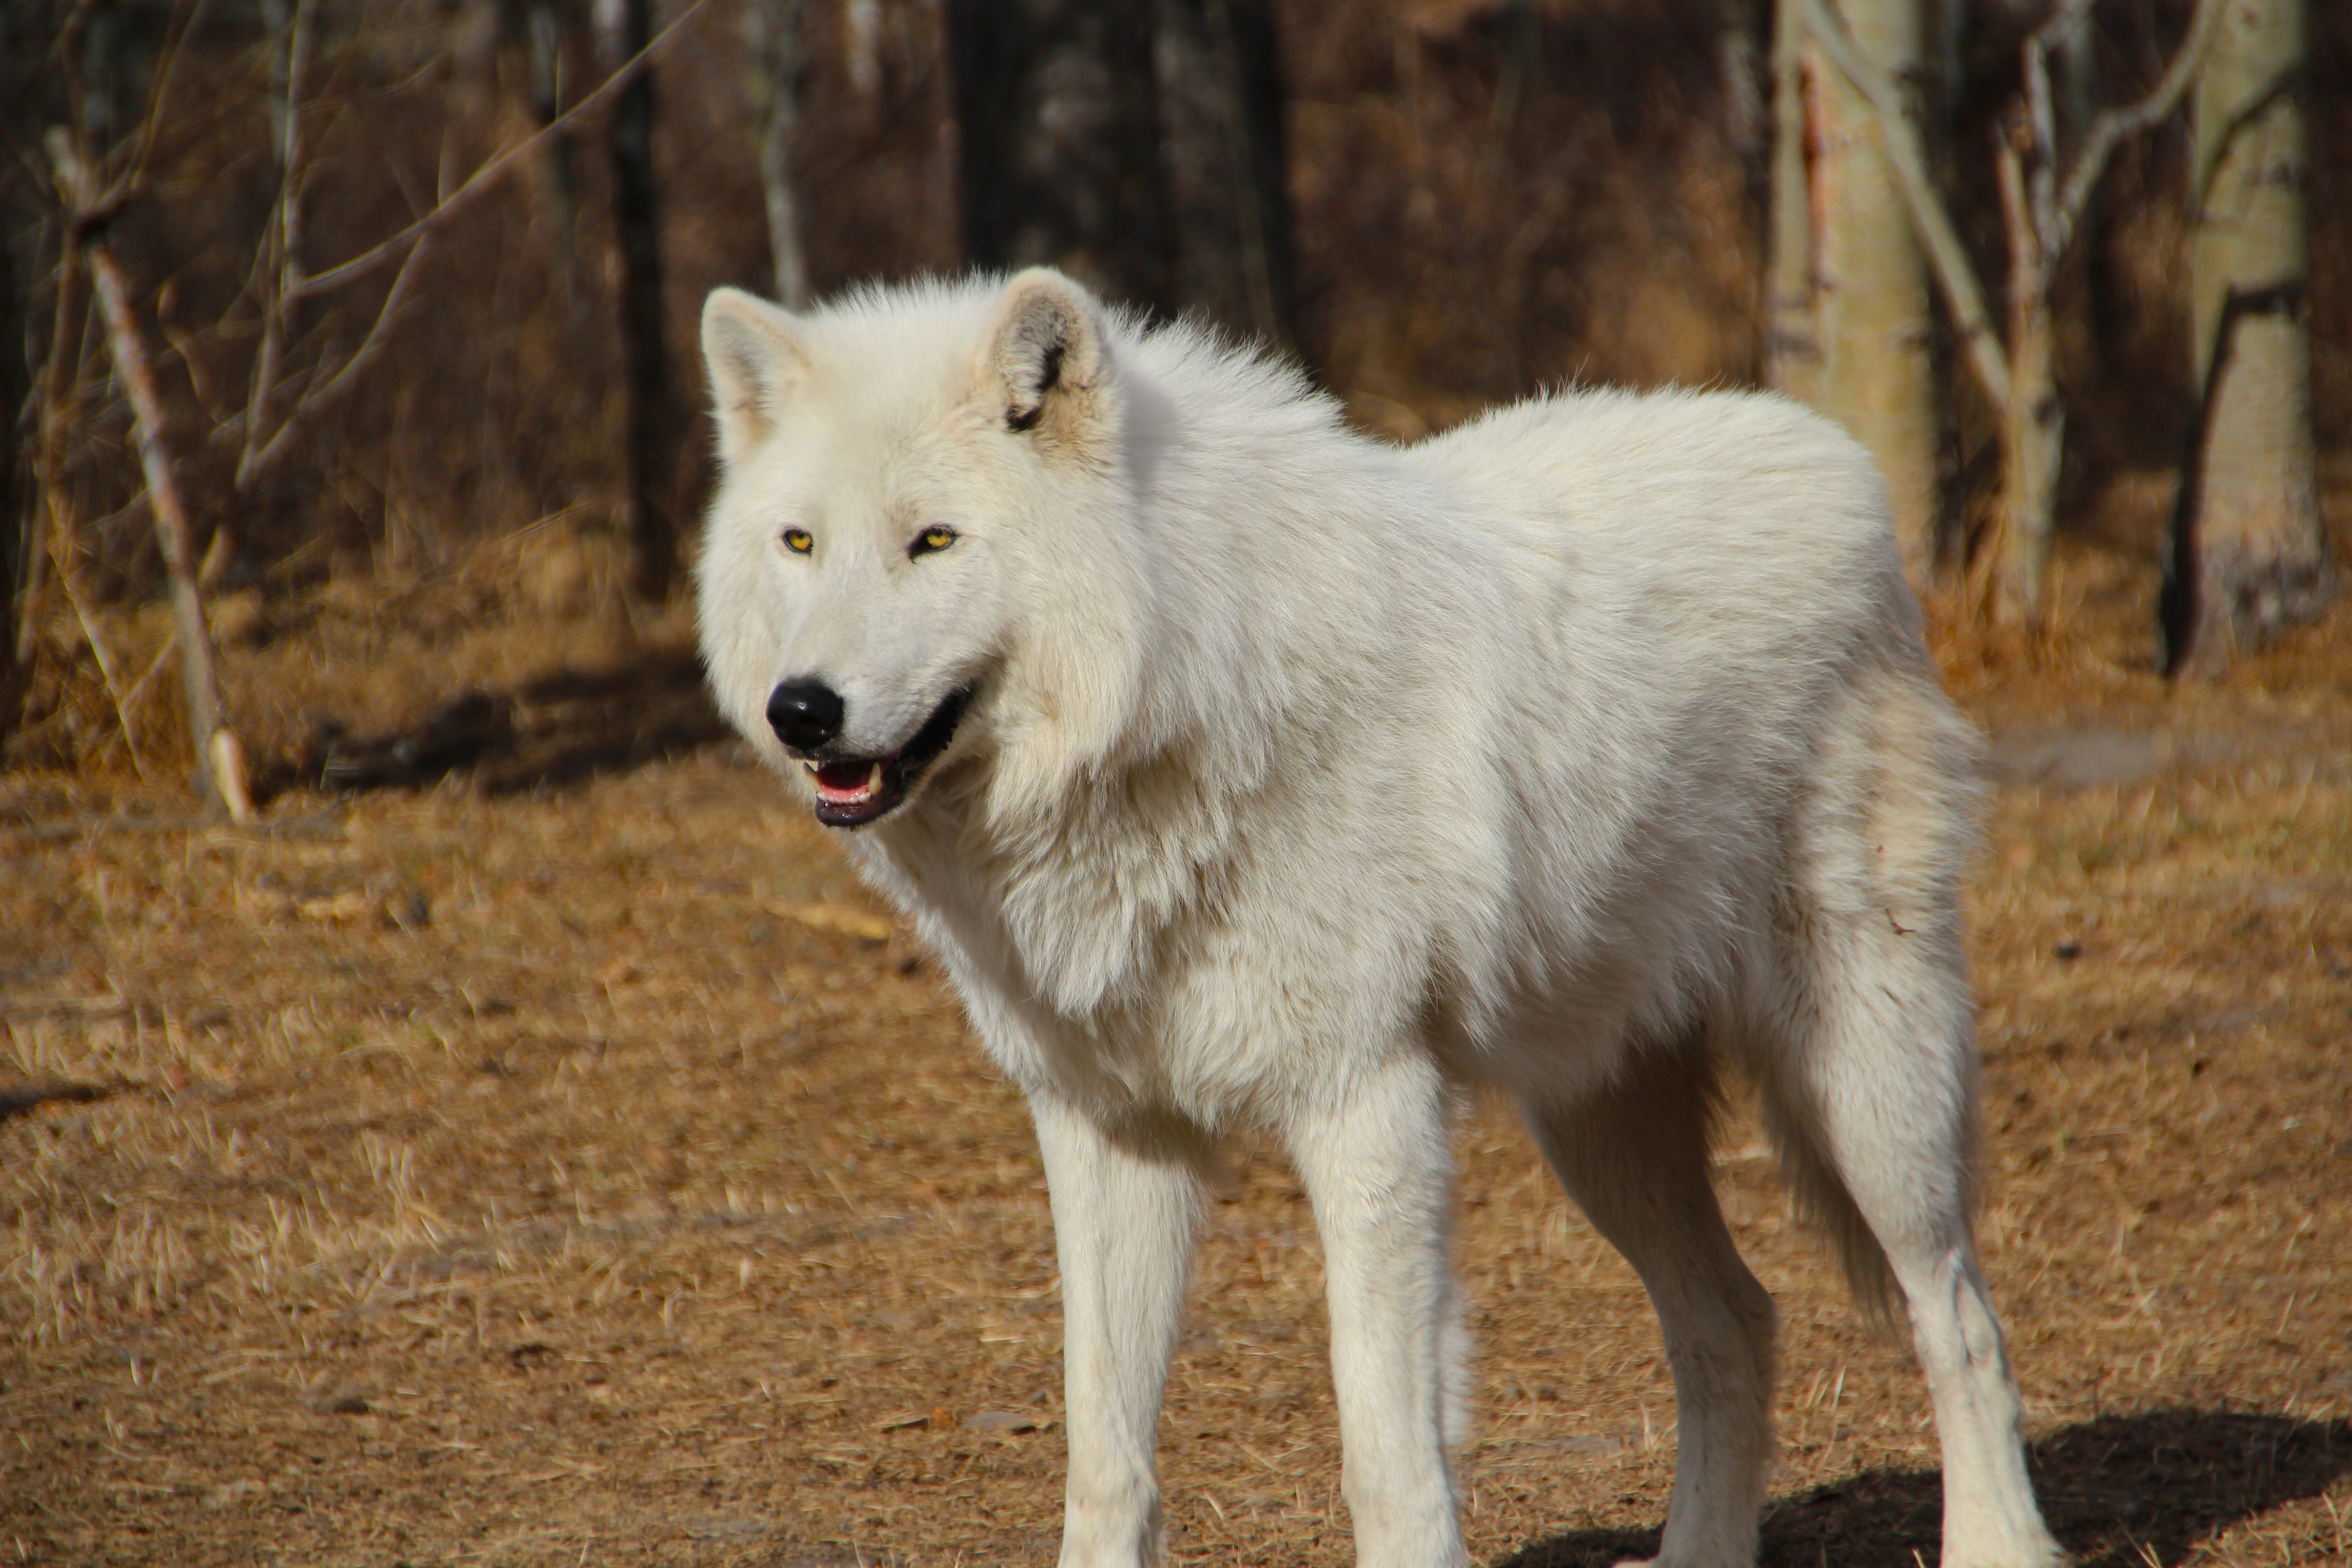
[695, 269, 2062, 1568]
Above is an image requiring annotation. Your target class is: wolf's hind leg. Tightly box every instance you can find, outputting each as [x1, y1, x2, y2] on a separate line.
[1030, 1094, 1208, 1568]
[1754, 936, 2063, 1568]
[1525, 1040, 1776, 1568]
[1759, 668, 2063, 1568]
[1283, 1051, 1470, 1568]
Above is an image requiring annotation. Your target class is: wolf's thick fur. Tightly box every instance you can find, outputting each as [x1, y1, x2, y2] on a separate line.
[696, 270, 2062, 1568]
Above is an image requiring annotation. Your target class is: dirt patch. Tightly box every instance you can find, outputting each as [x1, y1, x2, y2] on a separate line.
[2, 563, 2349, 1565]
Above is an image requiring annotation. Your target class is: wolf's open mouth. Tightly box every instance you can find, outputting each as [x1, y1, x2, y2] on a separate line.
[802, 686, 974, 828]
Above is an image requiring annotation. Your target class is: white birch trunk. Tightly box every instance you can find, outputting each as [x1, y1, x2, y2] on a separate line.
[2177, 0, 2333, 673]
[742, 0, 808, 310]
[1765, 0, 1940, 582]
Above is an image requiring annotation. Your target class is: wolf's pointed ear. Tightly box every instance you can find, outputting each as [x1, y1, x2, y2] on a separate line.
[702, 287, 813, 465]
[979, 269, 1115, 453]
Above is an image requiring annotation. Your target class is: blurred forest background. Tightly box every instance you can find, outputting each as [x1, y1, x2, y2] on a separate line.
[0, 0, 2346, 799]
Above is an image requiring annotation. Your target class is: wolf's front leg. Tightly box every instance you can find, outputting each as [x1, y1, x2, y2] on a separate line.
[1029, 1093, 1207, 1568]
[1284, 1052, 1470, 1568]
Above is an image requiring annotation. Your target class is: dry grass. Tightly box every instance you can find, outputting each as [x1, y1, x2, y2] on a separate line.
[2, 539, 2350, 1566]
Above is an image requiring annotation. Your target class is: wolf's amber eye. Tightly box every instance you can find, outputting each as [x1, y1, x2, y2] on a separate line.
[910, 525, 958, 558]
[782, 528, 813, 554]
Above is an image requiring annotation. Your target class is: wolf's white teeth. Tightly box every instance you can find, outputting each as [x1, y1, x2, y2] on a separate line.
[867, 763, 884, 795]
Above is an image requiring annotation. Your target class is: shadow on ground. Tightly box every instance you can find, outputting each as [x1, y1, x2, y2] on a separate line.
[258, 644, 731, 800]
[1499, 1410, 2352, 1568]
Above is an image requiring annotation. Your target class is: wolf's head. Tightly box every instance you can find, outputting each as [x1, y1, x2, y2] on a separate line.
[697, 270, 1151, 829]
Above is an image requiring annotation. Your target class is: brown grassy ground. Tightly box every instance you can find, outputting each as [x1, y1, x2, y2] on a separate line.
[3, 528, 2350, 1567]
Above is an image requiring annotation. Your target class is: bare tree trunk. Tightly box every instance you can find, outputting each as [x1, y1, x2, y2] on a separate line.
[2174, 0, 2332, 674]
[262, 0, 293, 155]
[1992, 86, 2065, 628]
[1765, 0, 1823, 403]
[742, 0, 808, 309]
[50, 133, 251, 818]
[595, 0, 676, 603]
[222, 0, 320, 584]
[1986, 0, 2095, 629]
[527, 0, 582, 243]
[1765, 0, 1940, 580]
[1997, 223, 2063, 621]
[2048, 1, 2098, 146]
[1150, 0, 1294, 349]
[1724, 0, 1772, 371]
[946, 0, 1168, 311]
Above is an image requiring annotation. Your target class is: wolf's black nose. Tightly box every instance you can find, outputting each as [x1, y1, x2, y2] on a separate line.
[767, 680, 844, 752]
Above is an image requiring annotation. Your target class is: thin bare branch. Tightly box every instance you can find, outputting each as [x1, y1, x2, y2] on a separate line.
[1996, 118, 2034, 308]
[2053, 0, 2223, 253]
[1803, 0, 2014, 413]
[121, 0, 219, 189]
[52, 0, 103, 69]
[225, 0, 705, 491]
[48, 529, 151, 781]
[2027, 0, 2097, 100]
[20, 231, 87, 667]
[293, 0, 710, 302]
[238, 232, 434, 486]
[118, 635, 180, 729]
[2021, 29, 2058, 258]
[237, 0, 319, 488]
